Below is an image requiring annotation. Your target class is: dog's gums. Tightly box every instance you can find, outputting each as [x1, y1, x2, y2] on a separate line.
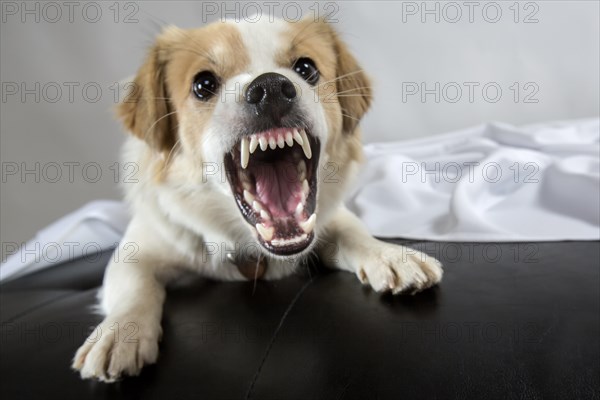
[224, 127, 320, 255]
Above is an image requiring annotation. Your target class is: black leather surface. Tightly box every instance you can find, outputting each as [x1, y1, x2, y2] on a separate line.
[1, 240, 599, 399]
[1, 249, 112, 292]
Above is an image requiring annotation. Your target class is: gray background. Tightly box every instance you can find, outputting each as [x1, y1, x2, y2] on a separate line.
[1, 1, 599, 257]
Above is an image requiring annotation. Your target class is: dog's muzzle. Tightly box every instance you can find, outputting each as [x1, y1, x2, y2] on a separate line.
[223, 73, 321, 256]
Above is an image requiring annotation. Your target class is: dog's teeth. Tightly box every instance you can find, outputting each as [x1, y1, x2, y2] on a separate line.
[272, 234, 307, 247]
[277, 135, 285, 148]
[300, 130, 312, 159]
[294, 201, 304, 218]
[269, 137, 277, 150]
[252, 200, 263, 212]
[260, 209, 271, 220]
[302, 179, 309, 196]
[249, 136, 259, 154]
[243, 190, 255, 204]
[293, 129, 304, 146]
[285, 131, 294, 147]
[259, 137, 268, 151]
[298, 160, 306, 181]
[256, 223, 274, 241]
[299, 213, 316, 234]
[241, 138, 250, 169]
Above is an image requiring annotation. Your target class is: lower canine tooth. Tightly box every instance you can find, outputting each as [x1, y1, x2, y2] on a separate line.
[241, 138, 250, 169]
[300, 130, 312, 159]
[260, 209, 270, 220]
[256, 223, 274, 241]
[299, 213, 316, 234]
[243, 190, 254, 204]
[294, 202, 304, 217]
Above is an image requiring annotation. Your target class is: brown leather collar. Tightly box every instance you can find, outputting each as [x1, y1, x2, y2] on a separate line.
[227, 253, 268, 280]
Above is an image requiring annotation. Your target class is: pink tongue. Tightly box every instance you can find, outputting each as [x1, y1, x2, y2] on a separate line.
[254, 161, 302, 219]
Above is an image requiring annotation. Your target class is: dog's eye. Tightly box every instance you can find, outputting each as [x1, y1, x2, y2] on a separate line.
[292, 58, 319, 85]
[192, 71, 219, 100]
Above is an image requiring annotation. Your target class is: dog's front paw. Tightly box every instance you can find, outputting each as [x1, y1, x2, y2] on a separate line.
[72, 315, 161, 382]
[356, 243, 443, 294]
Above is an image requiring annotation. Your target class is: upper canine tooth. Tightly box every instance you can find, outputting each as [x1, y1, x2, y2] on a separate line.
[256, 223, 274, 242]
[259, 137, 268, 151]
[241, 138, 250, 169]
[269, 137, 277, 150]
[285, 131, 294, 147]
[277, 135, 285, 148]
[249, 136, 259, 153]
[300, 130, 312, 159]
[293, 129, 304, 146]
[299, 213, 316, 234]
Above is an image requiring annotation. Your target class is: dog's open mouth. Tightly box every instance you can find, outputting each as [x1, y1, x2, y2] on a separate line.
[224, 127, 320, 255]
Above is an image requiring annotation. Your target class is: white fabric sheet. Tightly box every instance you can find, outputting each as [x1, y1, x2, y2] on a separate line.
[346, 118, 600, 241]
[0, 201, 129, 282]
[2, 119, 598, 282]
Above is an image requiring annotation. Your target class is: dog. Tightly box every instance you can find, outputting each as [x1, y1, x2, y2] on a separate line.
[72, 16, 443, 382]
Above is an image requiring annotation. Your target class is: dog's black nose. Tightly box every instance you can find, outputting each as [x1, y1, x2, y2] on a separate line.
[245, 73, 297, 123]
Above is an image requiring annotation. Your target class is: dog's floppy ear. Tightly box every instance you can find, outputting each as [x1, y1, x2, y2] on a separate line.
[326, 24, 372, 133]
[117, 33, 177, 152]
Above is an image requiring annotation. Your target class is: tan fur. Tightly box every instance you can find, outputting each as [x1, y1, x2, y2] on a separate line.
[117, 28, 178, 153]
[282, 19, 371, 187]
[118, 24, 250, 154]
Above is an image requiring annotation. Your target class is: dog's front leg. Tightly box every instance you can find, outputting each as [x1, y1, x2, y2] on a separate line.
[318, 207, 443, 294]
[72, 219, 179, 382]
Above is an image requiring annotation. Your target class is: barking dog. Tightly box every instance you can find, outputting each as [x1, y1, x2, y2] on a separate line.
[72, 17, 443, 382]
